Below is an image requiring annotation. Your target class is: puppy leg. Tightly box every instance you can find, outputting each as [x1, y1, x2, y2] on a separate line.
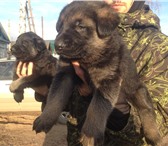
[11, 70, 25, 102]
[33, 67, 75, 133]
[81, 90, 112, 146]
[34, 92, 46, 102]
[9, 76, 35, 92]
[131, 85, 162, 146]
[14, 90, 24, 103]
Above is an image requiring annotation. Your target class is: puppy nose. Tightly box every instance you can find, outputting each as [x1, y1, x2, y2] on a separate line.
[55, 41, 66, 50]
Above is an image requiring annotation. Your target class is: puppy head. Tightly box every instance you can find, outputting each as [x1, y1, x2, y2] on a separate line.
[55, 1, 120, 62]
[11, 31, 47, 61]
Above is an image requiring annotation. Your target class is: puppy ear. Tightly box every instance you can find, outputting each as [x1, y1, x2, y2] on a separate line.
[96, 6, 120, 38]
[33, 37, 46, 51]
[56, 5, 67, 32]
[56, 17, 63, 32]
[56, 3, 71, 32]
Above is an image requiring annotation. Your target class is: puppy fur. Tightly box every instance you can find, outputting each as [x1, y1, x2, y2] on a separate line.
[10, 31, 57, 106]
[33, 2, 164, 146]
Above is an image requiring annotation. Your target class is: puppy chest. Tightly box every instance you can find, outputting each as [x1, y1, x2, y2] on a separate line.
[88, 68, 114, 89]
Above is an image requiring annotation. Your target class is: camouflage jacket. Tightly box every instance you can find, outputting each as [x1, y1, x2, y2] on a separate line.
[118, 5, 168, 135]
[67, 5, 168, 146]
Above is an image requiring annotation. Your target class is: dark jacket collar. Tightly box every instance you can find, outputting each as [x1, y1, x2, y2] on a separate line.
[119, 5, 160, 30]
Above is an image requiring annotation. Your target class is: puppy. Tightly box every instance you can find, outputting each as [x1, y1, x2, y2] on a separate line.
[9, 32, 57, 107]
[33, 2, 164, 146]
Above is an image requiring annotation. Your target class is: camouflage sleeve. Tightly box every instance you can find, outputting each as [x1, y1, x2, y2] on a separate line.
[133, 32, 168, 136]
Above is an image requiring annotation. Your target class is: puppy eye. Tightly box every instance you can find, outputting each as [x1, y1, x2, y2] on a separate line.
[75, 21, 87, 31]
[78, 25, 86, 30]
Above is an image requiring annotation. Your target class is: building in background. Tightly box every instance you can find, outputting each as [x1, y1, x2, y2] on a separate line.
[0, 22, 10, 59]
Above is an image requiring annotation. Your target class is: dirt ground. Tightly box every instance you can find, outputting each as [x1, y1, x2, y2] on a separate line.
[0, 111, 67, 146]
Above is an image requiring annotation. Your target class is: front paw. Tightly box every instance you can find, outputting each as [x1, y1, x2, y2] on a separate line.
[14, 92, 24, 103]
[33, 113, 56, 134]
[80, 133, 103, 146]
[35, 92, 46, 102]
[33, 116, 50, 133]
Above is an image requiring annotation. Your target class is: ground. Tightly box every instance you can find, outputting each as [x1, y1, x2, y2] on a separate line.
[0, 111, 67, 146]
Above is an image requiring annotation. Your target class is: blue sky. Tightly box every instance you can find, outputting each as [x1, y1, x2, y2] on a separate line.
[0, 0, 168, 41]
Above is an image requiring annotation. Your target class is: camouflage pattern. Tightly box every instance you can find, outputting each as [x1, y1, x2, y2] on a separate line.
[118, 5, 168, 138]
[67, 5, 168, 146]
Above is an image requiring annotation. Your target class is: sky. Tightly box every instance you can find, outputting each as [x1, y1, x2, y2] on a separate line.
[0, 0, 168, 41]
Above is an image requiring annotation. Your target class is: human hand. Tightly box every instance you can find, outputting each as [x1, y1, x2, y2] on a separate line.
[72, 61, 92, 96]
[16, 61, 33, 78]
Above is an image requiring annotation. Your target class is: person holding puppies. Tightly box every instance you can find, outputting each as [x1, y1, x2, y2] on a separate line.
[16, 0, 168, 146]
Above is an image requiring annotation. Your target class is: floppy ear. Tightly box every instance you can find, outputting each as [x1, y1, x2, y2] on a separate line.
[96, 6, 120, 38]
[33, 36, 47, 51]
[56, 4, 68, 32]
[56, 16, 63, 32]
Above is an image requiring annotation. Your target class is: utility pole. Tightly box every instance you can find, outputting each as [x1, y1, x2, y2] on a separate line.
[19, 0, 26, 34]
[41, 16, 44, 38]
[7, 20, 11, 59]
[25, 0, 36, 33]
[8, 20, 11, 41]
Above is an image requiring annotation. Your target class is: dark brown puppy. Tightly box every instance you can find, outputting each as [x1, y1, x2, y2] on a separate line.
[9, 32, 57, 106]
[33, 2, 163, 146]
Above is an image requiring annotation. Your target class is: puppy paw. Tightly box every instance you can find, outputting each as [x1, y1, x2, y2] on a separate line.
[80, 133, 103, 146]
[33, 114, 56, 134]
[35, 92, 46, 102]
[33, 116, 49, 133]
[14, 92, 24, 103]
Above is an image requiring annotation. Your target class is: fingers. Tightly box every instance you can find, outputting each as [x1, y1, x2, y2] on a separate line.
[72, 61, 92, 96]
[72, 61, 85, 83]
[16, 61, 33, 77]
[21, 62, 28, 76]
[71, 61, 80, 66]
[27, 62, 33, 75]
[16, 61, 23, 78]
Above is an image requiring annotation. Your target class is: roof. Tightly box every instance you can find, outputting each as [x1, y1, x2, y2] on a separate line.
[0, 22, 10, 43]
